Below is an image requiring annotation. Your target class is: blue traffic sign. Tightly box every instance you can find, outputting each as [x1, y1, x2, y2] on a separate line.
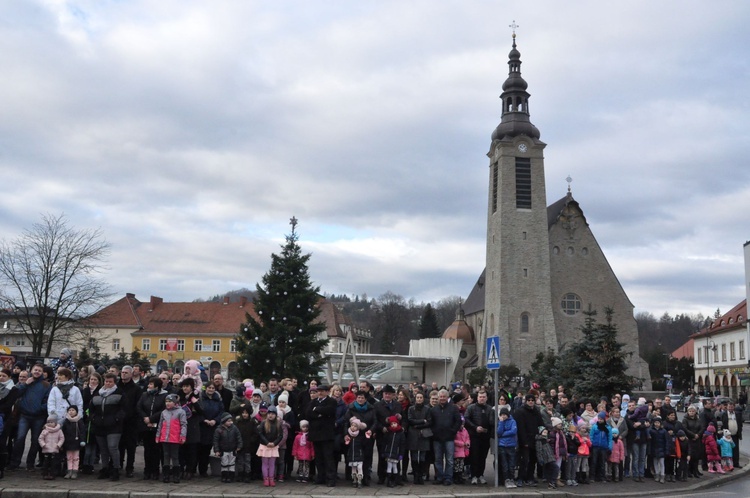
[486, 336, 500, 370]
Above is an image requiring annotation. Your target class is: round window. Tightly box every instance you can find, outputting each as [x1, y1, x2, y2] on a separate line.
[561, 293, 582, 315]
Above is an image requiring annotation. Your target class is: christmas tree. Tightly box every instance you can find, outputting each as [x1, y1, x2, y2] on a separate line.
[235, 217, 328, 383]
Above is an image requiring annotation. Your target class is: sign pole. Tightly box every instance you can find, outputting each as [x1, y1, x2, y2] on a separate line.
[485, 335, 501, 488]
[494, 367, 499, 488]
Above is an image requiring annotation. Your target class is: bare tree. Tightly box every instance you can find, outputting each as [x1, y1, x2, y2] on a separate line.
[0, 214, 112, 356]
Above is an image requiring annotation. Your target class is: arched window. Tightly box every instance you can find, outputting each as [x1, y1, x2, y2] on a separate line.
[520, 313, 530, 333]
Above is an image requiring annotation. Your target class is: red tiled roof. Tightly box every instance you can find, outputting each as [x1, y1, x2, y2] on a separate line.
[690, 299, 747, 339]
[671, 338, 694, 359]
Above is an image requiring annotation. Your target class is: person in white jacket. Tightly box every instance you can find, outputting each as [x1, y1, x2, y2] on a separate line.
[47, 367, 83, 420]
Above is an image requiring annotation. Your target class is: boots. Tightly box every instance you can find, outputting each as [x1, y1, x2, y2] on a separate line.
[97, 468, 110, 480]
[110, 468, 120, 481]
[64, 469, 73, 479]
[162, 466, 171, 483]
[352, 472, 360, 488]
[172, 466, 181, 484]
[220, 471, 227, 483]
[357, 473, 364, 489]
[71, 470, 78, 479]
[387, 473, 395, 488]
[237, 471, 244, 483]
[414, 463, 424, 485]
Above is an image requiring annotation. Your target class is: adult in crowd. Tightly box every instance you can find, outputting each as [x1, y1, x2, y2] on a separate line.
[514, 393, 545, 487]
[50, 348, 77, 378]
[718, 401, 743, 469]
[80, 372, 102, 474]
[464, 390, 494, 484]
[305, 384, 337, 487]
[262, 378, 282, 407]
[430, 388, 461, 486]
[137, 376, 168, 480]
[116, 365, 141, 477]
[90, 372, 127, 481]
[213, 374, 233, 412]
[357, 380, 376, 405]
[177, 377, 204, 480]
[131, 364, 148, 392]
[374, 385, 403, 485]
[406, 391, 432, 485]
[297, 379, 319, 416]
[343, 390, 377, 486]
[0, 368, 20, 470]
[396, 387, 411, 483]
[197, 382, 223, 476]
[7, 363, 51, 471]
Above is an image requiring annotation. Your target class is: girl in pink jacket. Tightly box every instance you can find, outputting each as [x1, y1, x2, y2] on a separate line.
[453, 419, 470, 484]
[38, 414, 65, 480]
[607, 427, 625, 481]
[291, 420, 315, 483]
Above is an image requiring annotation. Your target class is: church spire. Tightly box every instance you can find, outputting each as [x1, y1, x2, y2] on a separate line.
[491, 25, 540, 141]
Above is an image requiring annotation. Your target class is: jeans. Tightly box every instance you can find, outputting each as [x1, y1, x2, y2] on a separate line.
[97, 433, 122, 470]
[498, 446, 516, 481]
[433, 440, 455, 483]
[10, 415, 46, 468]
[631, 442, 647, 478]
[590, 446, 608, 480]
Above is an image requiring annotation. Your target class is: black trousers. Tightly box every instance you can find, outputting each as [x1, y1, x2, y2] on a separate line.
[141, 433, 161, 475]
[313, 440, 336, 484]
[469, 435, 490, 478]
[518, 445, 537, 482]
[118, 424, 138, 471]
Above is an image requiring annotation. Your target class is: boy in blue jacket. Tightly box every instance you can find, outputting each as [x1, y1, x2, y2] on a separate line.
[496, 407, 518, 489]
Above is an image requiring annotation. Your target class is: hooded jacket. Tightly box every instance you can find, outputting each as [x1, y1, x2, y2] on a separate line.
[38, 423, 65, 453]
[157, 405, 187, 444]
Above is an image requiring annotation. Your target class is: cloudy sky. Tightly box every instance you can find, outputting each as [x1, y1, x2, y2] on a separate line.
[1, 1, 748, 318]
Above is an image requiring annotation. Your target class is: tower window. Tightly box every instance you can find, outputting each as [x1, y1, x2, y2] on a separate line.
[520, 313, 530, 333]
[515, 158, 531, 209]
[523, 268, 528, 277]
[561, 293, 582, 316]
[492, 163, 499, 213]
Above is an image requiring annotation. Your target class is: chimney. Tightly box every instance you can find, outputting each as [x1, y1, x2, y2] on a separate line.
[239, 296, 247, 308]
[223, 296, 230, 305]
[149, 296, 163, 312]
[126, 293, 135, 299]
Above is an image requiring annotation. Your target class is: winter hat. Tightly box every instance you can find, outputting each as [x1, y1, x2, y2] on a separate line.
[259, 402, 269, 412]
[637, 397, 646, 406]
[278, 392, 289, 404]
[382, 384, 396, 394]
[299, 420, 309, 429]
[525, 393, 536, 401]
[538, 425, 547, 434]
[551, 417, 563, 428]
[677, 430, 686, 437]
[707, 425, 716, 433]
[499, 407, 510, 416]
[652, 416, 662, 423]
[622, 394, 630, 402]
[598, 411, 608, 420]
[60, 348, 72, 357]
[166, 394, 179, 403]
[47, 414, 58, 424]
[350, 417, 367, 430]
[67, 405, 79, 415]
[252, 388, 262, 397]
[221, 412, 233, 424]
[387, 415, 402, 432]
[267, 405, 277, 414]
[723, 429, 732, 439]
[611, 428, 619, 437]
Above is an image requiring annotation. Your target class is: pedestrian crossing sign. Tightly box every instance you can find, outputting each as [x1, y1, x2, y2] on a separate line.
[486, 336, 500, 370]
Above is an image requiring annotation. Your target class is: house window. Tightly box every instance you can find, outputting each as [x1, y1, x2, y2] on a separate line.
[177, 340, 185, 352]
[159, 339, 167, 351]
[714, 346, 719, 363]
[112, 339, 120, 351]
[88, 338, 96, 350]
[721, 344, 727, 362]
[3, 338, 10, 347]
[194, 339, 203, 352]
[230, 340, 237, 353]
[741, 340, 746, 360]
[141, 338, 150, 351]
[561, 293, 581, 315]
[515, 157, 532, 209]
[16, 338, 25, 347]
[730, 342, 736, 361]
[212, 340, 221, 352]
[697, 348, 702, 364]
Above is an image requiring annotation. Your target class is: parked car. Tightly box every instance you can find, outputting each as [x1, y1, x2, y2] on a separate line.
[669, 394, 684, 411]
[689, 396, 713, 411]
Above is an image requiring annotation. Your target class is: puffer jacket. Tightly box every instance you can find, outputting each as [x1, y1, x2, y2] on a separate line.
[463, 402, 494, 440]
[608, 438, 625, 463]
[61, 414, 86, 451]
[589, 422, 612, 450]
[292, 431, 315, 461]
[703, 432, 720, 462]
[213, 423, 242, 453]
[89, 387, 127, 436]
[454, 427, 470, 458]
[199, 390, 224, 446]
[157, 406, 187, 444]
[38, 423, 65, 453]
[136, 389, 168, 433]
[649, 427, 668, 459]
[496, 415, 518, 447]
[235, 415, 260, 452]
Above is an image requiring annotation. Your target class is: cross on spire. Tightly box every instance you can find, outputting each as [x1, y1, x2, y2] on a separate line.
[509, 20, 519, 38]
[566, 175, 573, 194]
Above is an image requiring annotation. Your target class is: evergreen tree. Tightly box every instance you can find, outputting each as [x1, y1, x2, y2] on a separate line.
[418, 303, 440, 339]
[562, 307, 637, 399]
[235, 219, 328, 383]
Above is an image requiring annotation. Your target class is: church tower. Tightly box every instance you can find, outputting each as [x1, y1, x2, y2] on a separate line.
[483, 31, 557, 373]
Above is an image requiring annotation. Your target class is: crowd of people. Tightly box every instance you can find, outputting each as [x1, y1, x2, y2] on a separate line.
[0, 350, 746, 490]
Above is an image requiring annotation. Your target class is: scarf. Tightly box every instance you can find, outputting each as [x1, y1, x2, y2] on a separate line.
[352, 401, 368, 412]
[98, 385, 117, 397]
[348, 426, 360, 438]
[0, 378, 14, 401]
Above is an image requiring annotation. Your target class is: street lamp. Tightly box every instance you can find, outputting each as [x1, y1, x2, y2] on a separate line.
[706, 338, 717, 396]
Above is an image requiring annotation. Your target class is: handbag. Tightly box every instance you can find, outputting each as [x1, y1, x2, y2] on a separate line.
[420, 427, 433, 438]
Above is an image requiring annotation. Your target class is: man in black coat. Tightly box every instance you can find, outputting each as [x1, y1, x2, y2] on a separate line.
[373, 385, 403, 484]
[305, 384, 338, 487]
[514, 393, 545, 486]
[117, 365, 141, 477]
[464, 390, 495, 484]
[430, 389, 462, 485]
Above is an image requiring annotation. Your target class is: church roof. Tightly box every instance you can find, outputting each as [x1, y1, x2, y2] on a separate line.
[442, 306, 475, 344]
[547, 192, 588, 229]
[463, 269, 485, 316]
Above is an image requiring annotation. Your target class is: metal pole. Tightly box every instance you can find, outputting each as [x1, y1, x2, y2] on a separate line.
[494, 368, 499, 488]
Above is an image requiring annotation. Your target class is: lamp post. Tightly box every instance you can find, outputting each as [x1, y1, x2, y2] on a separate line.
[706, 338, 717, 396]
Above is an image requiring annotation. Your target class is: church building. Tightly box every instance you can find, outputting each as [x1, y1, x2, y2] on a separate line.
[460, 33, 650, 387]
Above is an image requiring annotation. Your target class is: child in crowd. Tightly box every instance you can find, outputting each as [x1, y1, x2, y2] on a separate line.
[344, 417, 368, 488]
[453, 417, 470, 485]
[550, 417, 567, 487]
[381, 415, 405, 488]
[675, 430, 690, 481]
[292, 420, 314, 483]
[536, 426, 558, 490]
[214, 412, 243, 483]
[649, 416, 668, 483]
[577, 422, 592, 484]
[718, 430, 735, 472]
[157, 393, 187, 484]
[235, 407, 258, 483]
[703, 425, 722, 474]
[38, 414, 65, 480]
[257, 406, 283, 487]
[61, 406, 85, 479]
[608, 427, 625, 482]
[564, 423, 580, 486]
[496, 406, 517, 489]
